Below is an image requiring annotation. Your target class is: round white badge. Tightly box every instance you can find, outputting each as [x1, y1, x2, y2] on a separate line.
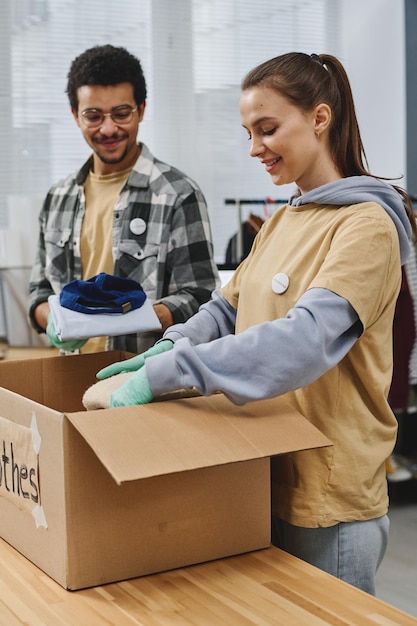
[129, 218, 147, 236]
[271, 272, 289, 294]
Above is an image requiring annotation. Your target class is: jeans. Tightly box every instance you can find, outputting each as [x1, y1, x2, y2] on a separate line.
[271, 514, 389, 595]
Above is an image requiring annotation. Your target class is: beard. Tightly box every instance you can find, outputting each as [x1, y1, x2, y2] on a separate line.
[92, 133, 134, 165]
[94, 144, 130, 165]
[96, 150, 128, 165]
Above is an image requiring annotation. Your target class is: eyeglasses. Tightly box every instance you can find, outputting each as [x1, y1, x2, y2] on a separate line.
[80, 105, 138, 128]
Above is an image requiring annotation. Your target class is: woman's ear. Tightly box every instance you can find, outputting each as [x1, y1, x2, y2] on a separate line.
[314, 103, 332, 137]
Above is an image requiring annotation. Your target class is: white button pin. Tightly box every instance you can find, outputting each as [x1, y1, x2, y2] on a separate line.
[271, 272, 289, 294]
[129, 217, 147, 235]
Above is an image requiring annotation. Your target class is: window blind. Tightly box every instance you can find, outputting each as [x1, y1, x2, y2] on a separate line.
[0, 0, 340, 260]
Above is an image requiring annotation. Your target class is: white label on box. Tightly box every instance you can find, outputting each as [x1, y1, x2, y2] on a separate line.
[0, 413, 47, 527]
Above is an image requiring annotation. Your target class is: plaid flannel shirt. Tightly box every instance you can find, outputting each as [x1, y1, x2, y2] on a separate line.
[29, 143, 220, 353]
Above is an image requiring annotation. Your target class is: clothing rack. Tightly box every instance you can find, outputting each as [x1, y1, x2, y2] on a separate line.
[224, 198, 288, 205]
[225, 193, 417, 262]
[224, 198, 288, 263]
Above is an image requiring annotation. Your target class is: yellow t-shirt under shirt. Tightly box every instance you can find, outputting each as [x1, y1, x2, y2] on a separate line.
[80, 168, 131, 352]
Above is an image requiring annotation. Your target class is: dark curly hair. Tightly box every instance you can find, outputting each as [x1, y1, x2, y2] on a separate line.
[66, 45, 147, 111]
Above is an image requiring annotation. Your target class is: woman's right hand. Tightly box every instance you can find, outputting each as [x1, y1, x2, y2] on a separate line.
[96, 339, 174, 379]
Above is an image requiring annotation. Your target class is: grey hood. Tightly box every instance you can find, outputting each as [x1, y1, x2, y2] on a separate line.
[290, 176, 412, 264]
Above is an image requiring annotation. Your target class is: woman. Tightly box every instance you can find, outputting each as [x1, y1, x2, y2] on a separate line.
[96, 53, 417, 594]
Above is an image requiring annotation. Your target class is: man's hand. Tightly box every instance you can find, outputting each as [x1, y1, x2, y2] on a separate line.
[34, 301, 51, 331]
[46, 314, 87, 351]
[153, 303, 173, 332]
[96, 339, 173, 379]
[110, 367, 154, 407]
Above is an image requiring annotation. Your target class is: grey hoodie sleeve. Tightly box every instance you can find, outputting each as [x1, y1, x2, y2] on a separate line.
[146, 287, 362, 405]
[163, 288, 237, 344]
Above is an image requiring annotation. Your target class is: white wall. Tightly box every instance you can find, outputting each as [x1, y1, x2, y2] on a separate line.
[340, 0, 406, 185]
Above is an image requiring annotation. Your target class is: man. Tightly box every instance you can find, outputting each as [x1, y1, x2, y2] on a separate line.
[29, 45, 219, 353]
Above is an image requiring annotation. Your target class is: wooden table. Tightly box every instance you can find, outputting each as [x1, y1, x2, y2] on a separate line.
[0, 540, 415, 625]
[1, 347, 416, 624]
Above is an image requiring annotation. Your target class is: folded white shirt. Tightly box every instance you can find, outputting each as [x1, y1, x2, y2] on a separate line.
[48, 294, 161, 341]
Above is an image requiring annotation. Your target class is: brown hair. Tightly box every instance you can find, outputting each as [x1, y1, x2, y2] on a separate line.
[242, 52, 416, 240]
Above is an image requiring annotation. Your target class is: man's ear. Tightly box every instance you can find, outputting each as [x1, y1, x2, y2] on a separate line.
[314, 103, 332, 136]
[71, 106, 80, 126]
[137, 100, 146, 123]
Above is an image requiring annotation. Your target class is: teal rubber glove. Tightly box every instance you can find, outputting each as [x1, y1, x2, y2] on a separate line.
[46, 314, 87, 351]
[96, 339, 173, 380]
[110, 367, 154, 407]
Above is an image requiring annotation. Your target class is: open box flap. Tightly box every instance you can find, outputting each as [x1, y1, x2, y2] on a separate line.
[66, 394, 332, 485]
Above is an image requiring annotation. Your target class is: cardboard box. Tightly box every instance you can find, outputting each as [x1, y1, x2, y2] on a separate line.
[0, 351, 331, 590]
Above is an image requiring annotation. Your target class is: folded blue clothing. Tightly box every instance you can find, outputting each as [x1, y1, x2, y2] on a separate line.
[60, 273, 146, 315]
[49, 294, 161, 341]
